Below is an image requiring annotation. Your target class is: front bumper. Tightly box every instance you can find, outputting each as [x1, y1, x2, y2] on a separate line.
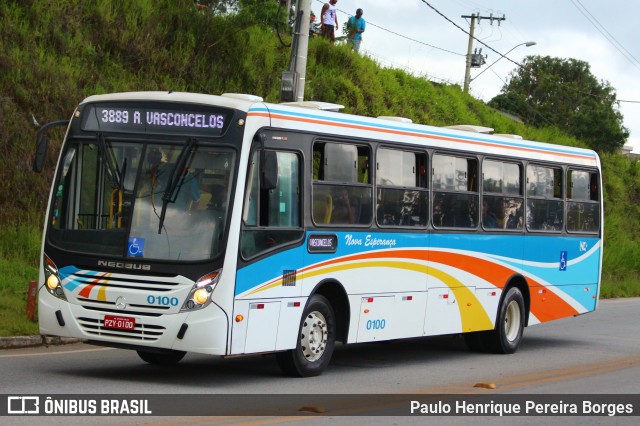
[38, 284, 229, 355]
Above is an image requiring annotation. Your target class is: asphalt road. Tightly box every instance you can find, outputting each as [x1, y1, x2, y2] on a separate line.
[0, 298, 638, 424]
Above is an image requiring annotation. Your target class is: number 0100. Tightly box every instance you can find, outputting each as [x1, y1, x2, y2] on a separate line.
[147, 295, 179, 306]
[366, 319, 386, 330]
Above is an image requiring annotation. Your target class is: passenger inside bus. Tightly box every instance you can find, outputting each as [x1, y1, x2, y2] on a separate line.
[312, 191, 333, 224]
[175, 170, 201, 211]
[331, 188, 356, 224]
[501, 198, 523, 229]
[482, 199, 498, 228]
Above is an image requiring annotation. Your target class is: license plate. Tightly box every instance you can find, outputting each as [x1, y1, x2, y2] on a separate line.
[103, 315, 136, 331]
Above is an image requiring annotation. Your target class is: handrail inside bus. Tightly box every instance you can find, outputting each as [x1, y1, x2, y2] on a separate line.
[109, 188, 123, 229]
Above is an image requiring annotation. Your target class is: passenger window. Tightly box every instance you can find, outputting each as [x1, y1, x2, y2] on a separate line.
[527, 165, 562, 198]
[483, 160, 520, 195]
[376, 148, 428, 227]
[312, 142, 372, 226]
[433, 155, 477, 192]
[526, 165, 564, 232]
[482, 160, 523, 230]
[568, 170, 592, 200]
[566, 170, 599, 233]
[241, 150, 303, 258]
[432, 154, 478, 228]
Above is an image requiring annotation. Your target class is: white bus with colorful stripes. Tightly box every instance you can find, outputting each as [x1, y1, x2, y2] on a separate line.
[35, 91, 602, 376]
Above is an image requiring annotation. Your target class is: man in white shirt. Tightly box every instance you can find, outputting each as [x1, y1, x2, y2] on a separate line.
[321, 0, 339, 45]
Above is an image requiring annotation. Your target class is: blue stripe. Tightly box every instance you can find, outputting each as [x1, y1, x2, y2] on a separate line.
[249, 107, 596, 159]
[235, 232, 601, 296]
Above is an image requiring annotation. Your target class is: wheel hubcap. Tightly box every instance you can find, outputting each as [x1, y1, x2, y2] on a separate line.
[300, 311, 328, 362]
[504, 300, 521, 342]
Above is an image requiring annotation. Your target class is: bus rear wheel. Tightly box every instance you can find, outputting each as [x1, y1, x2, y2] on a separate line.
[137, 349, 186, 365]
[486, 286, 525, 354]
[276, 294, 336, 377]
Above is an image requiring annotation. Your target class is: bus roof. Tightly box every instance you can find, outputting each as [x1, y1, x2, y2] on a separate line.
[79, 91, 599, 167]
[256, 102, 599, 167]
[80, 91, 262, 113]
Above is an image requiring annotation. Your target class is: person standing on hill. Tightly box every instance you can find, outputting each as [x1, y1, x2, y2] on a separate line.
[309, 11, 318, 37]
[347, 8, 366, 52]
[321, 0, 339, 45]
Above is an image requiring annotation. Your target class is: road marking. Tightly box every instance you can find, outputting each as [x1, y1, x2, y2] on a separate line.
[144, 356, 640, 424]
[0, 346, 114, 358]
[468, 356, 640, 391]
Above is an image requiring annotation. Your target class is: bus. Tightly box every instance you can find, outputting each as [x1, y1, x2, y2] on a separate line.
[34, 91, 603, 377]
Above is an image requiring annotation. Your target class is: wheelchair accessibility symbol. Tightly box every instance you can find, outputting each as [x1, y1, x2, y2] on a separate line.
[559, 251, 568, 271]
[128, 237, 145, 257]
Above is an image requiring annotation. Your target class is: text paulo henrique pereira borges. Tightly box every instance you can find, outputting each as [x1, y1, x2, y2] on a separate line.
[410, 400, 634, 416]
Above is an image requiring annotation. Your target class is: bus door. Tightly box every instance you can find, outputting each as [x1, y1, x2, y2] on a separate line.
[235, 143, 305, 354]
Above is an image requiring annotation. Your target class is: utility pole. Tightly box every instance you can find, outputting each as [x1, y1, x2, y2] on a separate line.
[462, 13, 505, 93]
[285, 0, 291, 18]
[280, 0, 311, 102]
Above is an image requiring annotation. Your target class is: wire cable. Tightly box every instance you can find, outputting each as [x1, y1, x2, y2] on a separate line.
[569, 0, 640, 73]
[313, 0, 465, 56]
[420, 0, 640, 105]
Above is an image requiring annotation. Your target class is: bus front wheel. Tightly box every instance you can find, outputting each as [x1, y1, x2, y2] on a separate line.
[276, 294, 336, 377]
[137, 349, 186, 365]
[486, 286, 525, 354]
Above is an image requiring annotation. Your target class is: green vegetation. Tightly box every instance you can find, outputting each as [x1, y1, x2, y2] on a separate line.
[0, 225, 40, 336]
[489, 55, 629, 153]
[0, 1, 638, 336]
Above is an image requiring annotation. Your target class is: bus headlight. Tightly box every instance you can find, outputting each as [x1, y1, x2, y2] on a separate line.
[44, 255, 66, 300]
[181, 269, 221, 312]
[46, 274, 60, 290]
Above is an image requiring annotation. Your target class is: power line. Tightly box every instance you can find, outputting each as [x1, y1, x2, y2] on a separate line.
[420, 0, 521, 68]
[420, 0, 640, 106]
[363, 49, 461, 85]
[356, 18, 465, 57]
[312, 0, 465, 56]
[308, 1, 640, 105]
[569, 0, 640, 74]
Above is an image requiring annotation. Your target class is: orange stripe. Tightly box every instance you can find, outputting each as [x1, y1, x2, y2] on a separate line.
[77, 273, 109, 300]
[248, 111, 595, 162]
[295, 249, 578, 321]
[427, 251, 579, 321]
[78, 284, 96, 298]
[428, 251, 513, 288]
[526, 277, 580, 321]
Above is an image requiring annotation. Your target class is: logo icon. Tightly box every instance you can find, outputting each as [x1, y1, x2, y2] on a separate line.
[115, 297, 127, 310]
[7, 396, 40, 414]
[559, 251, 568, 271]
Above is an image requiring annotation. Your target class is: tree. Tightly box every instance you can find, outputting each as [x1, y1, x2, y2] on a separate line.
[194, 1, 280, 24]
[488, 55, 629, 153]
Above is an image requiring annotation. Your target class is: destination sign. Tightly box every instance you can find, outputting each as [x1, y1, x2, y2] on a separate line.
[307, 234, 338, 253]
[81, 103, 233, 136]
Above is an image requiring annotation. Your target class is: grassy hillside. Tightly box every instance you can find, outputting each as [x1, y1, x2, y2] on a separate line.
[0, 0, 638, 334]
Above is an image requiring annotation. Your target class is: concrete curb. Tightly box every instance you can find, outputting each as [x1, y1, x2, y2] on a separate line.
[0, 335, 82, 350]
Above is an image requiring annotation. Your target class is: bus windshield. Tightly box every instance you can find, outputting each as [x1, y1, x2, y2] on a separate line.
[47, 137, 236, 262]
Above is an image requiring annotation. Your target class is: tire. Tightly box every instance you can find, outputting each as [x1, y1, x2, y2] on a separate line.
[276, 294, 336, 377]
[485, 286, 525, 354]
[137, 349, 186, 365]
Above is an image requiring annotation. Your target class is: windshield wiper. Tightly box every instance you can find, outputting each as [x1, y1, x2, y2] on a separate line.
[157, 137, 197, 234]
[97, 133, 122, 190]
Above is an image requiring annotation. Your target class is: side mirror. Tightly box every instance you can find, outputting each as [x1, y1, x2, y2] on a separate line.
[33, 134, 49, 173]
[260, 150, 278, 190]
[32, 120, 70, 173]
